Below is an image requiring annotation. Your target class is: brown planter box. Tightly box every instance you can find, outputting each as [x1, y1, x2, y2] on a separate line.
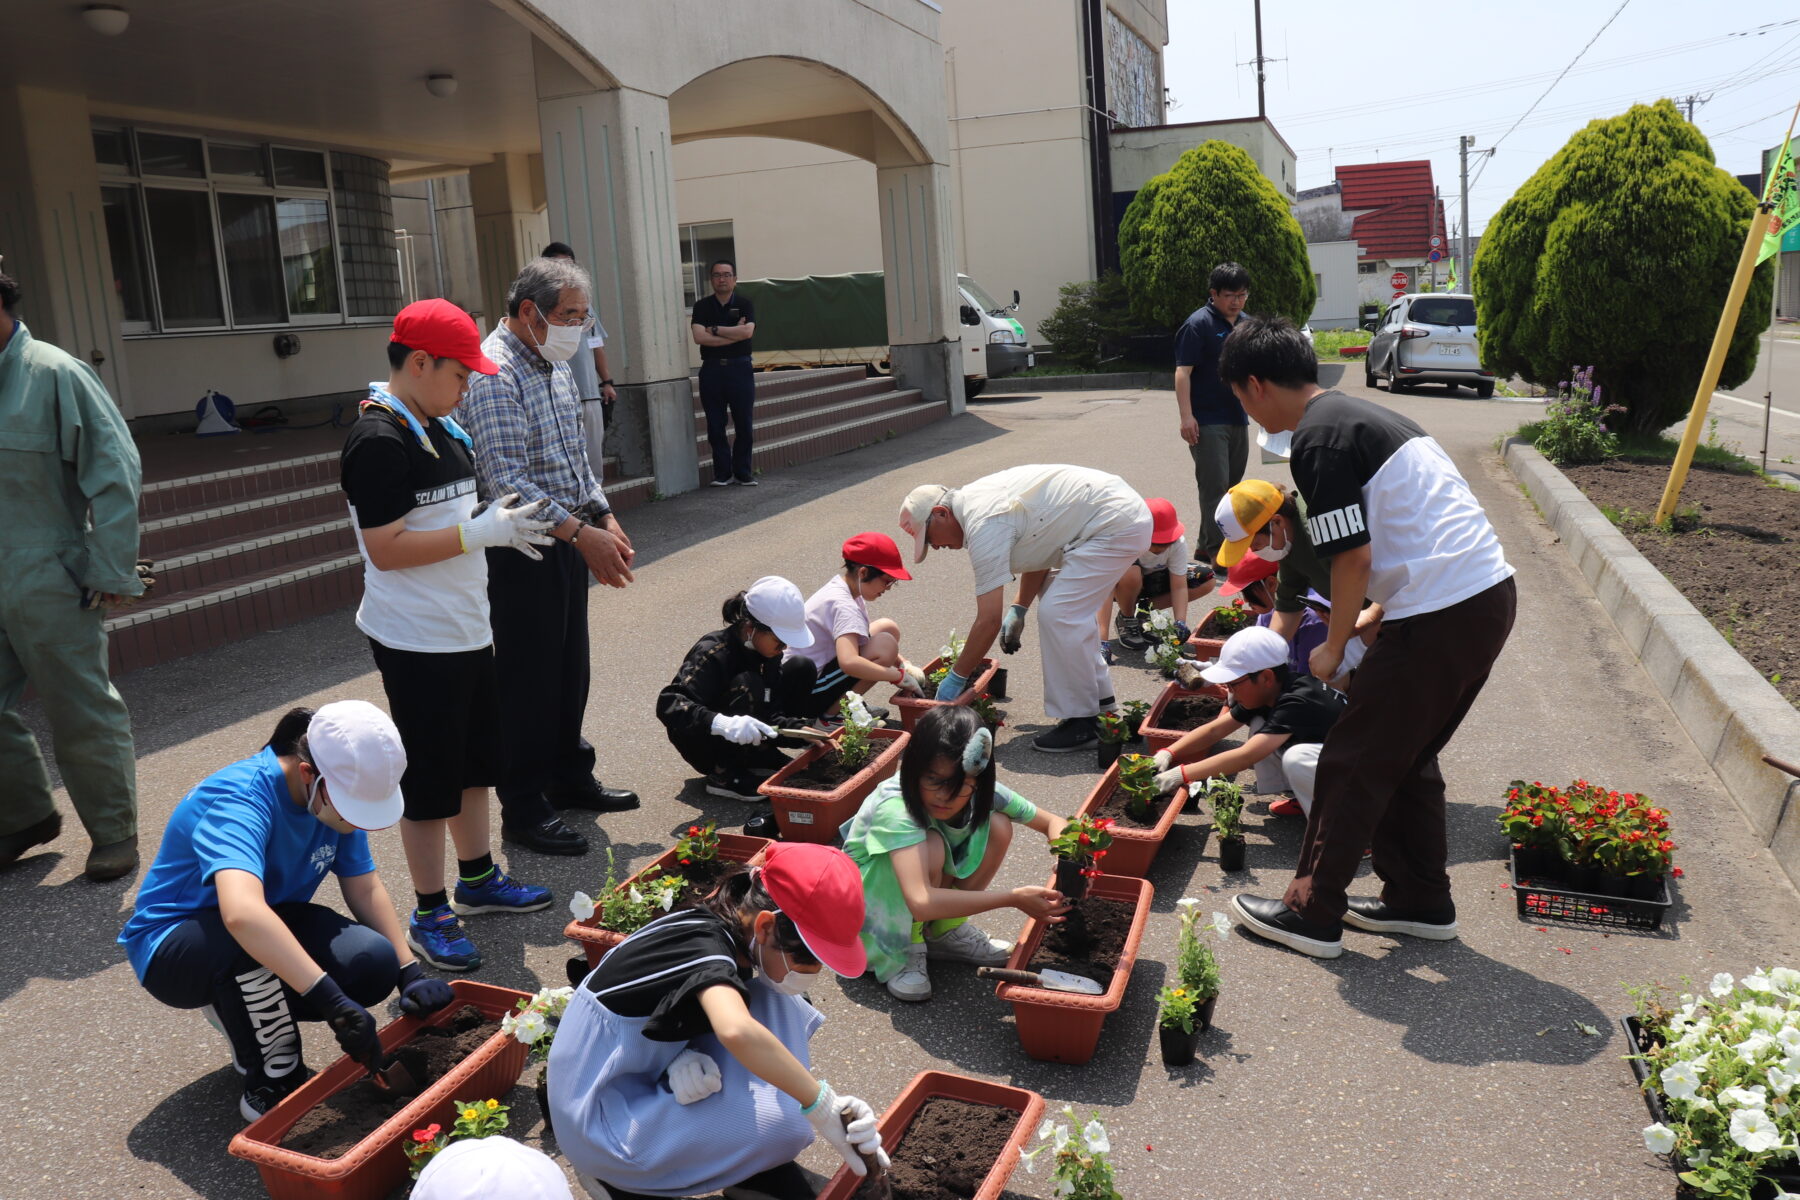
[228, 979, 532, 1200]
[815, 1070, 1045, 1200]
[564, 833, 773, 967]
[1138, 680, 1230, 753]
[757, 727, 909, 844]
[893, 656, 999, 731]
[1072, 759, 1183, 877]
[994, 872, 1152, 1064]
[1184, 634, 1225, 662]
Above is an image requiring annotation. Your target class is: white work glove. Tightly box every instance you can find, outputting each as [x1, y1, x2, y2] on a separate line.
[1153, 749, 1173, 772]
[666, 1048, 723, 1105]
[711, 714, 778, 745]
[896, 661, 929, 695]
[1341, 636, 1368, 674]
[999, 603, 1028, 655]
[458, 492, 554, 559]
[1153, 763, 1190, 795]
[803, 1081, 889, 1178]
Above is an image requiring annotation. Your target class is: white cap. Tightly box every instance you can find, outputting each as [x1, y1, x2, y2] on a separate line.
[1199, 626, 1291, 684]
[744, 576, 813, 649]
[898, 483, 951, 563]
[412, 1137, 574, 1200]
[306, 701, 406, 830]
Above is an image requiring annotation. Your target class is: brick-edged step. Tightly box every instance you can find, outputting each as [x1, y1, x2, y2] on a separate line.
[739, 394, 946, 478]
[152, 519, 357, 598]
[140, 483, 347, 560]
[106, 551, 362, 676]
[604, 474, 656, 513]
[691, 376, 902, 434]
[138, 452, 340, 520]
[696, 388, 925, 454]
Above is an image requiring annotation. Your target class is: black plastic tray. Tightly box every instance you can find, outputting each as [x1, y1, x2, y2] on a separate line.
[1510, 847, 1672, 930]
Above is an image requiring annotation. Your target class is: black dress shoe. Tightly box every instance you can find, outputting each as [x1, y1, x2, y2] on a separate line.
[1343, 896, 1459, 940]
[502, 816, 590, 856]
[1228, 894, 1343, 958]
[548, 777, 640, 813]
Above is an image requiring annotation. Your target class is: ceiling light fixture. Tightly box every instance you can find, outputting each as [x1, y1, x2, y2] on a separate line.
[82, 4, 130, 35]
[425, 74, 458, 99]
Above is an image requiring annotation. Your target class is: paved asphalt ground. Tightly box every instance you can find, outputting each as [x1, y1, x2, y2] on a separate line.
[1718, 331, 1800, 472]
[7, 363, 1799, 1199]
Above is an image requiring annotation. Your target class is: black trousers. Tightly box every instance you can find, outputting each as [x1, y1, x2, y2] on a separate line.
[487, 539, 596, 829]
[665, 658, 818, 777]
[141, 903, 395, 1087]
[700, 357, 756, 482]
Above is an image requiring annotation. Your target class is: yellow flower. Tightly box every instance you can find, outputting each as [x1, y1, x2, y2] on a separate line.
[461, 1108, 479, 1121]
[1173, 989, 1186, 998]
[485, 1099, 499, 1110]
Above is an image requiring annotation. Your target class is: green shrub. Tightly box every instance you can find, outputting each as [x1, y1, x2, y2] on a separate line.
[1037, 273, 1145, 371]
[1118, 140, 1317, 328]
[1476, 99, 1773, 434]
[1533, 365, 1619, 465]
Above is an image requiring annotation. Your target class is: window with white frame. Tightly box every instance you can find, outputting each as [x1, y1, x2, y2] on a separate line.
[679, 221, 736, 309]
[93, 125, 400, 334]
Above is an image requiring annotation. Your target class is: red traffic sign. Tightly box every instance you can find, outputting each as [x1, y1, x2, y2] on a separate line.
[1392, 289, 1406, 299]
[1389, 271, 1409, 289]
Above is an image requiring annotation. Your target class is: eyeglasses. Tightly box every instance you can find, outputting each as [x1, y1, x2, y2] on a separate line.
[1216, 290, 1249, 301]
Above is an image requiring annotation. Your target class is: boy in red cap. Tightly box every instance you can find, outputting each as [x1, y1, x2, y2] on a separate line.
[786, 532, 929, 722]
[338, 299, 558, 974]
[1100, 496, 1211, 657]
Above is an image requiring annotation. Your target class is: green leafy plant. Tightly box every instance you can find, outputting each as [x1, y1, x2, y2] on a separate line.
[1204, 777, 1246, 841]
[925, 628, 966, 690]
[1532, 365, 1621, 465]
[1627, 967, 1800, 1199]
[1156, 985, 1199, 1034]
[1096, 710, 1133, 745]
[568, 849, 686, 936]
[499, 985, 574, 1063]
[1019, 1108, 1123, 1200]
[1117, 752, 1159, 822]
[968, 692, 1005, 729]
[405, 1098, 511, 1178]
[1476, 99, 1774, 434]
[1121, 699, 1150, 730]
[1037, 272, 1154, 371]
[673, 821, 719, 866]
[1119, 139, 1318, 327]
[1049, 814, 1114, 873]
[1205, 597, 1254, 636]
[1173, 898, 1228, 1001]
[835, 693, 878, 769]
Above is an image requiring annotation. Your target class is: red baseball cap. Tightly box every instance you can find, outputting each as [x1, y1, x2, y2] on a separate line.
[759, 843, 867, 977]
[841, 531, 911, 581]
[1218, 552, 1279, 598]
[1146, 498, 1184, 545]
[391, 299, 499, 375]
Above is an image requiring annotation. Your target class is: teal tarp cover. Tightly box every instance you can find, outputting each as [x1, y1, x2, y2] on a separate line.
[733, 271, 887, 352]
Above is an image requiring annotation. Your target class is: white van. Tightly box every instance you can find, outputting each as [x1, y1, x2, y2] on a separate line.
[957, 273, 1033, 398]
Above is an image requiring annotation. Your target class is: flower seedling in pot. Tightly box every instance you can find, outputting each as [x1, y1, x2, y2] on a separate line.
[1120, 700, 1149, 739]
[969, 692, 1005, 731]
[673, 820, 719, 868]
[568, 848, 686, 937]
[1204, 778, 1247, 871]
[1116, 753, 1159, 823]
[834, 693, 879, 770]
[1018, 1108, 1122, 1200]
[403, 1097, 511, 1178]
[1048, 814, 1114, 904]
[925, 628, 966, 691]
[1204, 597, 1254, 637]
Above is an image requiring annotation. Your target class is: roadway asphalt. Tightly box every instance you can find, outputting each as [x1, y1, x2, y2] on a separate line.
[6, 364, 1797, 1199]
[1717, 329, 1800, 472]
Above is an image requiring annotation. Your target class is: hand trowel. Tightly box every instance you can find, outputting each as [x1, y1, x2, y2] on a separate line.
[976, 966, 1105, 995]
[364, 1051, 420, 1097]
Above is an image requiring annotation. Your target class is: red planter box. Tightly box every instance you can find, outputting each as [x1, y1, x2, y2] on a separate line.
[816, 1070, 1044, 1200]
[1072, 759, 1183, 877]
[1137, 680, 1229, 754]
[1184, 635, 1225, 662]
[994, 873, 1152, 1064]
[757, 727, 908, 844]
[228, 980, 532, 1200]
[565, 833, 773, 966]
[893, 656, 999, 731]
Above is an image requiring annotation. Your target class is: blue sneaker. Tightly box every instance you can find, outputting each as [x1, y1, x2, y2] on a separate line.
[407, 905, 481, 972]
[452, 868, 553, 916]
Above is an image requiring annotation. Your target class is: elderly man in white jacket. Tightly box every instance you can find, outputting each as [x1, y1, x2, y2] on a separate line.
[900, 464, 1152, 752]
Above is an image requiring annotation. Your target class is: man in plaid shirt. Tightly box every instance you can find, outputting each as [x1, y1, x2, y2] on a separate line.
[459, 257, 639, 857]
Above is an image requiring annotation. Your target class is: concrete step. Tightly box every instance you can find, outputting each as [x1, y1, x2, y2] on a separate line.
[737, 395, 946, 479]
[696, 387, 927, 453]
[603, 474, 656, 512]
[685, 365, 869, 404]
[691, 376, 900, 433]
[138, 452, 339, 520]
[140, 482, 346, 560]
[152, 518, 357, 598]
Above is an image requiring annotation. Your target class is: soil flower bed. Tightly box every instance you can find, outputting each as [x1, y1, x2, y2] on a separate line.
[1560, 458, 1798, 708]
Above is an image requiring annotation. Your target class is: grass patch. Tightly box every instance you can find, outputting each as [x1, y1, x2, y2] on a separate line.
[1514, 420, 1764, 476]
[1310, 328, 1370, 357]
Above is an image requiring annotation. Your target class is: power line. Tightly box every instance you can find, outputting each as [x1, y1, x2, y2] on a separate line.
[1488, 0, 1635, 153]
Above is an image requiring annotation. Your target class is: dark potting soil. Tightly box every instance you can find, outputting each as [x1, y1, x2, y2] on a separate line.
[781, 752, 866, 792]
[1093, 782, 1171, 830]
[669, 855, 741, 906]
[1157, 694, 1223, 731]
[1028, 896, 1132, 989]
[1562, 458, 1798, 709]
[278, 1006, 496, 1159]
[1196, 612, 1252, 640]
[853, 1098, 1017, 1200]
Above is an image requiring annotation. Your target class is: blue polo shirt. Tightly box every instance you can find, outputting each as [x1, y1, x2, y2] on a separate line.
[1173, 301, 1247, 426]
[118, 748, 378, 981]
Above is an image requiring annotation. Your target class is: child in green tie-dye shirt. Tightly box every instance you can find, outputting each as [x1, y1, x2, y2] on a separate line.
[839, 706, 1071, 1003]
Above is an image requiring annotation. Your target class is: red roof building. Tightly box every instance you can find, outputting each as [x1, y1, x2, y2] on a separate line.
[1334, 161, 1448, 262]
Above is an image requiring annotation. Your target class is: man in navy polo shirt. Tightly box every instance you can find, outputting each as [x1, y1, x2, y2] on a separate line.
[1173, 262, 1252, 576]
[691, 259, 758, 487]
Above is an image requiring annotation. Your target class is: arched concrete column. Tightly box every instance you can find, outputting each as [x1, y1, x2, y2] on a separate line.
[878, 161, 962, 415]
[468, 152, 550, 330]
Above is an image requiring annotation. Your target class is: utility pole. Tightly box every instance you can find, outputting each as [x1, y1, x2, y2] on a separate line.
[1677, 93, 1712, 123]
[1253, 0, 1267, 117]
[1460, 135, 1473, 292]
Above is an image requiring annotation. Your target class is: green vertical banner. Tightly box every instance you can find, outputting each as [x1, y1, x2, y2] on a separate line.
[1759, 139, 1797, 265]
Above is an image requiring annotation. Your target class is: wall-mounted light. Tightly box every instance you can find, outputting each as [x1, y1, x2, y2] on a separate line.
[273, 333, 301, 359]
[82, 4, 130, 35]
[425, 74, 458, 99]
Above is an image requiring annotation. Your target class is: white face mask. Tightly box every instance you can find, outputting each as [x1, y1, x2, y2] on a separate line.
[1252, 522, 1291, 563]
[756, 937, 813, 995]
[527, 309, 585, 363]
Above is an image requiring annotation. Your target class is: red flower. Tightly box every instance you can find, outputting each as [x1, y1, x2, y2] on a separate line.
[1672, 867, 1684, 878]
[1658, 839, 1674, 852]
[687, 825, 701, 835]
[1530, 814, 1544, 827]
[413, 1123, 441, 1143]
[1077, 832, 1091, 845]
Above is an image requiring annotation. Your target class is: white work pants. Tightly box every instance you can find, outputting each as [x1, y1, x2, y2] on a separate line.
[1037, 509, 1154, 720]
[580, 397, 607, 483]
[1252, 740, 1323, 816]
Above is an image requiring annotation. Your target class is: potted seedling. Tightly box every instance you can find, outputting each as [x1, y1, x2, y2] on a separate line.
[1048, 813, 1113, 901]
[1205, 777, 1247, 872]
[1071, 755, 1184, 878]
[969, 691, 1006, 733]
[895, 628, 1000, 731]
[1095, 710, 1133, 770]
[1116, 753, 1159, 823]
[1157, 897, 1229, 1066]
[1499, 778, 1677, 929]
[759, 693, 908, 843]
[403, 1097, 511, 1179]
[1120, 700, 1149, 745]
[564, 826, 773, 965]
[1017, 1108, 1123, 1200]
[1140, 608, 1188, 678]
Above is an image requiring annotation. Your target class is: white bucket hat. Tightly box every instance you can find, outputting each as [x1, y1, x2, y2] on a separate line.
[306, 700, 406, 830]
[743, 576, 813, 649]
[1199, 626, 1292, 684]
[412, 1137, 574, 1200]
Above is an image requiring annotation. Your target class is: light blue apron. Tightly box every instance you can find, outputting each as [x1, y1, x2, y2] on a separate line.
[547, 915, 824, 1196]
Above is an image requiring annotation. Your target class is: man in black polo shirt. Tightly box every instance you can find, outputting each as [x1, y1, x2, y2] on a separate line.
[1173, 262, 1251, 574]
[691, 259, 758, 487]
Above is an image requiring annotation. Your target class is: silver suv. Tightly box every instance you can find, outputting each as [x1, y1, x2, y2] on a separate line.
[1363, 293, 1495, 398]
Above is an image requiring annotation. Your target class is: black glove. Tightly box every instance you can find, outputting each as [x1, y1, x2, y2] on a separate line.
[397, 961, 455, 1018]
[304, 974, 381, 1065]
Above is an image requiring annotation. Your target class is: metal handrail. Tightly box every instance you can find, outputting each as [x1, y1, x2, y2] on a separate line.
[1763, 755, 1800, 780]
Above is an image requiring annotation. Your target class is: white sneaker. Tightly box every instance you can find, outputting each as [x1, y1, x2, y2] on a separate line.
[925, 921, 1012, 965]
[202, 1004, 245, 1075]
[886, 943, 932, 1002]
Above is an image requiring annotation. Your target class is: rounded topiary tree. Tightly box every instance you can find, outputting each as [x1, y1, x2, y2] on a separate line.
[1476, 99, 1773, 434]
[1118, 140, 1317, 328]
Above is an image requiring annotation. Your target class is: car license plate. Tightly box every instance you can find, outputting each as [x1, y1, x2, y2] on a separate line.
[1440, 345, 1461, 356]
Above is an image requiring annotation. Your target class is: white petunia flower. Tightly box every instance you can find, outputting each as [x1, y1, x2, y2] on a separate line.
[1768, 967, 1800, 994]
[1019, 1144, 1043, 1173]
[569, 891, 597, 921]
[1739, 1033, 1778, 1064]
[1711, 973, 1737, 999]
[1053, 1180, 1075, 1199]
[1720, 1085, 1768, 1108]
[1642, 1123, 1677, 1155]
[500, 1012, 518, 1037]
[1745, 971, 1777, 994]
[628, 886, 644, 904]
[1661, 1060, 1703, 1101]
[1037, 1119, 1055, 1142]
[1082, 1119, 1110, 1154]
[1053, 1123, 1071, 1149]
[1777, 1027, 1800, 1052]
[512, 1009, 548, 1045]
[1207, 912, 1232, 939]
[1687, 1149, 1712, 1168]
[1766, 1066, 1800, 1097]
[658, 885, 678, 912]
[1176, 897, 1200, 911]
[1729, 1106, 1781, 1153]
[1144, 647, 1159, 665]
